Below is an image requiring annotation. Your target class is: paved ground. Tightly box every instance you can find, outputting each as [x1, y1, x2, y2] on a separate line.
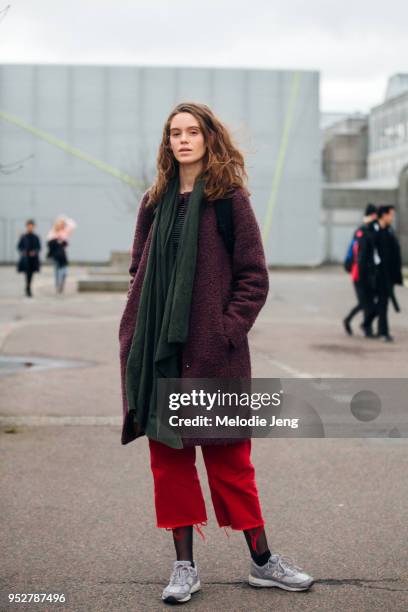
[1, 265, 407, 611]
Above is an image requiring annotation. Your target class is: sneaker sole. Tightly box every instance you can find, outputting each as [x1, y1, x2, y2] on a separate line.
[248, 575, 314, 591]
[162, 580, 201, 604]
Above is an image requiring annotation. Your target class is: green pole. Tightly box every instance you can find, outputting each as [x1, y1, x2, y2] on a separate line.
[0, 109, 143, 189]
[262, 72, 301, 245]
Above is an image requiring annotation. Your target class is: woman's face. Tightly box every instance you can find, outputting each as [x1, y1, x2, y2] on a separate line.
[169, 112, 206, 166]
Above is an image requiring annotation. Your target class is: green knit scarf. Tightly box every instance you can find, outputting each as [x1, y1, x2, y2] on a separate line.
[125, 173, 205, 448]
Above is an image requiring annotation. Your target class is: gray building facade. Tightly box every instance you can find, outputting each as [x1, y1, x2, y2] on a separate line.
[368, 74, 408, 180]
[322, 115, 368, 183]
[320, 75, 408, 264]
[0, 64, 321, 266]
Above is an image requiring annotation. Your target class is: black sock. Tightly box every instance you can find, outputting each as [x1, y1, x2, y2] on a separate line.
[253, 549, 271, 566]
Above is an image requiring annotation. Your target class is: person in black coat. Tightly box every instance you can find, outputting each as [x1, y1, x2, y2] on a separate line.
[16, 219, 41, 297]
[355, 215, 381, 337]
[343, 204, 379, 337]
[371, 205, 403, 342]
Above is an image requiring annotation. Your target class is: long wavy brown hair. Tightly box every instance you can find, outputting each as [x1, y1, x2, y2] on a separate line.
[146, 102, 249, 207]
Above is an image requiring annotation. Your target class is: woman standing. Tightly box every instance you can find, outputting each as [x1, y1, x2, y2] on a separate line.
[119, 102, 314, 604]
[46, 216, 77, 294]
[16, 219, 41, 298]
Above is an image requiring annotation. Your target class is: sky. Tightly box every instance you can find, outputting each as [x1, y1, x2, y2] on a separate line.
[0, 0, 407, 114]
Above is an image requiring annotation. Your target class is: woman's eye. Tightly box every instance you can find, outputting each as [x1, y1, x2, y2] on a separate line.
[171, 130, 199, 137]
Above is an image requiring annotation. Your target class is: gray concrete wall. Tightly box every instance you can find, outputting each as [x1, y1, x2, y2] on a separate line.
[322, 132, 367, 183]
[0, 64, 321, 266]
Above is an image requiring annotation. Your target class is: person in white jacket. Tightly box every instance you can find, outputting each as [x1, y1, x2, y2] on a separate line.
[46, 216, 77, 294]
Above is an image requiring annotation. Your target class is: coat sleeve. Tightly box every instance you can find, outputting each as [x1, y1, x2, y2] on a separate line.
[357, 228, 375, 285]
[391, 231, 403, 286]
[357, 230, 368, 269]
[222, 189, 269, 349]
[127, 190, 154, 297]
[17, 235, 25, 253]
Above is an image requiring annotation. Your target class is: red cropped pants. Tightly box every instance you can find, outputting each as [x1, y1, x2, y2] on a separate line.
[148, 438, 264, 533]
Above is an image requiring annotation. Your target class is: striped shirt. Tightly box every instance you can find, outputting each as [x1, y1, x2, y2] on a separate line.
[172, 191, 191, 259]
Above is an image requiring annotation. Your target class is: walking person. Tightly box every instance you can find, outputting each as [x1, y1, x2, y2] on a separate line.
[46, 216, 77, 294]
[16, 219, 41, 298]
[118, 102, 314, 604]
[371, 205, 403, 342]
[343, 204, 379, 337]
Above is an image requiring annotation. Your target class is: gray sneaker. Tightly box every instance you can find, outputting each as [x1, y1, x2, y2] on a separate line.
[249, 553, 314, 591]
[162, 560, 201, 604]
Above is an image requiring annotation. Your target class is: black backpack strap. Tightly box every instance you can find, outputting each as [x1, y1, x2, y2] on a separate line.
[215, 197, 234, 256]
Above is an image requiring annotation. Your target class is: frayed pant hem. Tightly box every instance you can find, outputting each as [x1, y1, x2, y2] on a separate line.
[160, 521, 208, 542]
[156, 519, 208, 530]
[218, 521, 265, 531]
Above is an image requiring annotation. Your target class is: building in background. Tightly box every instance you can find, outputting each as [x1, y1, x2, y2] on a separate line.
[0, 64, 321, 266]
[320, 112, 349, 131]
[322, 114, 368, 183]
[322, 74, 408, 264]
[368, 74, 408, 180]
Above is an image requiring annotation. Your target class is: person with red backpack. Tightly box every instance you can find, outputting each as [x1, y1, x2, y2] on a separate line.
[343, 204, 379, 336]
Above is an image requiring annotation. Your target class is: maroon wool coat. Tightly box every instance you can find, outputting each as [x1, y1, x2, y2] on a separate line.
[118, 187, 270, 444]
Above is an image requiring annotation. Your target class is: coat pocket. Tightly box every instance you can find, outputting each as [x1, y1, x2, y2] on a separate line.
[221, 313, 248, 351]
